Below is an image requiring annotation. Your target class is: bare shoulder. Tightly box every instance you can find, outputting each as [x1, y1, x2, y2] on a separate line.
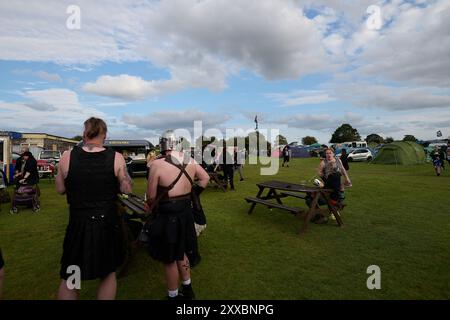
[114, 151, 126, 163]
[150, 158, 165, 168]
[61, 150, 71, 159]
[59, 150, 71, 168]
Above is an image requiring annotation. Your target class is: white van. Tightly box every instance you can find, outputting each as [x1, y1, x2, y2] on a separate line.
[340, 141, 367, 149]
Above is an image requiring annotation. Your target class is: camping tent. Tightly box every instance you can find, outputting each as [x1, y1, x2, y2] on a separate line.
[372, 141, 425, 165]
[290, 146, 311, 158]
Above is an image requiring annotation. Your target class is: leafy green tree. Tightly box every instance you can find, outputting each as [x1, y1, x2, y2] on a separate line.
[385, 137, 394, 143]
[301, 136, 318, 145]
[275, 134, 288, 146]
[365, 134, 384, 144]
[71, 135, 83, 141]
[329, 124, 361, 143]
[402, 135, 417, 142]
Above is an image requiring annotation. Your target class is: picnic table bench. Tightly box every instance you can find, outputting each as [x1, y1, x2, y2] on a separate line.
[207, 171, 227, 192]
[245, 180, 344, 235]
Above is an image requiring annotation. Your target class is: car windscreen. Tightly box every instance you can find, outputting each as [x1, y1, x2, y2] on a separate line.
[40, 151, 60, 159]
[109, 147, 148, 160]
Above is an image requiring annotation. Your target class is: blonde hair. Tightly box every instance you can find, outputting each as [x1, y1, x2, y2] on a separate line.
[147, 150, 156, 163]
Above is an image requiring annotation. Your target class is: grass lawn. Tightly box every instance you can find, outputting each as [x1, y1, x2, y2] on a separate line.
[0, 158, 449, 300]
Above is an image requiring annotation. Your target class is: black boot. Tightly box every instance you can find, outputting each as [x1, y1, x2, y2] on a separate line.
[180, 284, 195, 300]
[167, 294, 184, 300]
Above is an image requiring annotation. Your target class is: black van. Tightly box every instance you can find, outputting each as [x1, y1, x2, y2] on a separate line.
[104, 140, 154, 177]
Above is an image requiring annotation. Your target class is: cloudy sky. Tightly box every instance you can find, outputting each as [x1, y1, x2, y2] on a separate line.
[1, 0, 449, 145]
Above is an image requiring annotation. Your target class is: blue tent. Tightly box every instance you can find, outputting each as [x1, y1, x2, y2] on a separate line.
[290, 146, 311, 158]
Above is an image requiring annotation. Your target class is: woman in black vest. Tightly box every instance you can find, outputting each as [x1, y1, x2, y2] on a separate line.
[55, 117, 132, 300]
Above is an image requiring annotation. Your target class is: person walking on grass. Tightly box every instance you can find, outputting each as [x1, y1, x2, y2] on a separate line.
[282, 145, 291, 167]
[340, 149, 350, 171]
[222, 147, 235, 190]
[234, 147, 245, 181]
[55, 117, 132, 300]
[431, 146, 445, 176]
[146, 130, 209, 300]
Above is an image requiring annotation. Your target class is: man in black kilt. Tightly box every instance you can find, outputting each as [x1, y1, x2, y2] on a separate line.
[55, 117, 133, 300]
[146, 130, 209, 300]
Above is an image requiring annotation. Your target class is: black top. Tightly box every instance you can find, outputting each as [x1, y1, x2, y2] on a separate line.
[15, 156, 25, 174]
[65, 146, 119, 209]
[23, 156, 39, 185]
[340, 154, 350, 171]
[222, 149, 234, 165]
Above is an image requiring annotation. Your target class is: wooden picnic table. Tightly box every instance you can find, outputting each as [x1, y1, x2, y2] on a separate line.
[118, 193, 148, 218]
[245, 180, 344, 235]
[207, 171, 227, 192]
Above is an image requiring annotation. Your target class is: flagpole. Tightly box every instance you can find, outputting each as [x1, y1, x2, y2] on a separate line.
[255, 115, 259, 159]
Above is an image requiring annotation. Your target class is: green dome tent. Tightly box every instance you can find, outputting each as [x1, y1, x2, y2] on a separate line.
[372, 141, 425, 165]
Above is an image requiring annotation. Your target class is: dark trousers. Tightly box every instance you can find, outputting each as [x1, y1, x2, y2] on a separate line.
[223, 165, 235, 190]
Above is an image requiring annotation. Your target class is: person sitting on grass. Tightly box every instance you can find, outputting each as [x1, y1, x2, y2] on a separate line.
[306, 148, 352, 224]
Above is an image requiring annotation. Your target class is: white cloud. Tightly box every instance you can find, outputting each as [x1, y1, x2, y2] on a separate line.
[335, 84, 450, 111]
[1, 0, 334, 97]
[355, 0, 450, 88]
[266, 90, 335, 107]
[0, 88, 105, 137]
[83, 74, 178, 100]
[122, 109, 232, 131]
[12, 69, 62, 82]
[0, 0, 146, 64]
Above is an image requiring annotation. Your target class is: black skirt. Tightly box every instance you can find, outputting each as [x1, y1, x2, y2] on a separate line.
[60, 204, 125, 280]
[0, 248, 4, 269]
[147, 199, 200, 267]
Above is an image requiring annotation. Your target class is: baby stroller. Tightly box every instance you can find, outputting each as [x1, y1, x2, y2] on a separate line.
[10, 184, 40, 214]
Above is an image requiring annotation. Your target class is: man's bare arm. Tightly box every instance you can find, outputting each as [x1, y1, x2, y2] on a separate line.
[55, 150, 70, 194]
[195, 163, 210, 188]
[115, 153, 133, 194]
[317, 160, 325, 177]
[147, 162, 159, 203]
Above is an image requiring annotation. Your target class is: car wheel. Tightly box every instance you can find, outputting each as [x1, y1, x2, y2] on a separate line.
[38, 172, 44, 179]
[348, 157, 353, 162]
[367, 156, 372, 162]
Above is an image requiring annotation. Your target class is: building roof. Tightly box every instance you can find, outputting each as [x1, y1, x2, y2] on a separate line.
[21, 133, 79, 143]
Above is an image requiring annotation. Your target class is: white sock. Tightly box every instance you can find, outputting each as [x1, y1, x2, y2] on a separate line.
[168, 289, 178, 297]
[182, 279, 191, 286]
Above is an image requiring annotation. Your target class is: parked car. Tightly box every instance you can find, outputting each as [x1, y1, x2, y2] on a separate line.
[38, 150, 61, 163]
[103, 140, 154, 177]
[345, 148, 373, 162]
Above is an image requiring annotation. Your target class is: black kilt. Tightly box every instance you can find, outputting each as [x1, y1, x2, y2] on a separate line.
[0, 248, 4, 269]
[147, 199, 200, 267]
[60, 203, 125, 280]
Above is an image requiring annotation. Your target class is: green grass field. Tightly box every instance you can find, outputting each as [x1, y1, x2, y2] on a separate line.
[0, 158, 449, 300]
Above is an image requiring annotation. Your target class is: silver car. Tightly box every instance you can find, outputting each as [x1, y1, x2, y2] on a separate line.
[347, 148, 373, 162]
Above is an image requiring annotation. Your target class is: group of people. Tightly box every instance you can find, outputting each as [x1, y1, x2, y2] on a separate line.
[54, 117, 210, 300]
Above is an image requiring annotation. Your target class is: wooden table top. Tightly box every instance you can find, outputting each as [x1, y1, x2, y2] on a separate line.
[256, 180, 333, 193]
